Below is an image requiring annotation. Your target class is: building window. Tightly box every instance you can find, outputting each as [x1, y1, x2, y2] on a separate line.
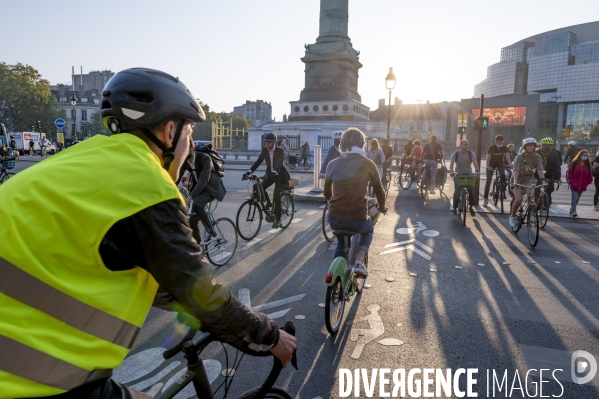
[409, 122, 414, 131]
[428, 121, 432, 131]
[417, 121, 423, 131]
[81, 97, 88, 103]
[81, 110, 88, 121]
[294, 106, 300, 112]
[304, 106, 309, 112]
[342, 104, 349, 111]
[323, 105, 329, 112]
[313, 105, 319, 112]
[333, 105, 339, 111]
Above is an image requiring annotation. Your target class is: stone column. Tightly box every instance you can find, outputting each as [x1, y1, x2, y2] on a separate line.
[318, 0, 349, 41]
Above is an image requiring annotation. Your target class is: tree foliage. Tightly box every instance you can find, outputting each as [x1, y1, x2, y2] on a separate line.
[0, 63, 62, 139]
[192, 100, 252, 141]
[88, 111, 110, 136]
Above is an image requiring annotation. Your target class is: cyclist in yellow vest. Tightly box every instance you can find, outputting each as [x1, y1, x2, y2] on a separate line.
[0, 68, 296, 399]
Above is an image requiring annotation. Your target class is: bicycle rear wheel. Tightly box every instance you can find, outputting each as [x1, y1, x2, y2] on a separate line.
[322, 203, 334, 242]
[236, 200, 262, 241]
[205, 218, 238, 266]
[279, 193, 294, 228]
[325, 277, 345, 335]
[527, 205, 539, 247]
[303, 157, 311, 170]
[383, 172, 391, 196]
[539, 193, 549, 228]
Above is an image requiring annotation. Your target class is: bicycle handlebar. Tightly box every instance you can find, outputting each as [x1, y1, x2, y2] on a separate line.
[162, 313, 297, 397]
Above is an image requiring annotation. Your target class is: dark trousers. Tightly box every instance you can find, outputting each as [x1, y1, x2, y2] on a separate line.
[189, 191, 216, 243]
[262, 177, 283, 219]
[484, 167, 508, 199]
[453, 179, 475, 209]
[534, 180, 556, 205]
[594, 179, 599, 206]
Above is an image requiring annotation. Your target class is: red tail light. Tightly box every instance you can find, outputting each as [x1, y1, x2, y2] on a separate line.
[325, 272, 332, 283]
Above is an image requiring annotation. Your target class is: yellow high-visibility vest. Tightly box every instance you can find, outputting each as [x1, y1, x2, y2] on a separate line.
[0, 134, 183, 398]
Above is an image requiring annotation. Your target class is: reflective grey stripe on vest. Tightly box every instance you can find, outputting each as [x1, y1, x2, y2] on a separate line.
[0, 334, 112, 391]
[0, 257, 139, 347]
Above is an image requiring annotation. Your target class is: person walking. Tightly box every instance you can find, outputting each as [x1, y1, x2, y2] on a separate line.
[564, 141, 581, 164]
[366, 139, 385, 178]
[567, 149, 594, 217]
[593, 150, 599, 211]
[299, 140, 310, 166]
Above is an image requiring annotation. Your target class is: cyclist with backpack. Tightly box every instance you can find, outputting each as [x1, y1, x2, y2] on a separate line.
[449, 139, 480, 216]
[483, 135, 512, 206]
[185, 141, 227, 245]
[0, 68, 296, 399]
[320, 131, 342, 177]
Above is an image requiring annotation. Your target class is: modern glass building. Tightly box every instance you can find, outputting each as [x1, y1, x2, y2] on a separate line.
[474, 21, 599, 141]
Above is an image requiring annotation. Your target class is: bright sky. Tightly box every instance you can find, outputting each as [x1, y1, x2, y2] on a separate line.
[2, 1, 597, 119]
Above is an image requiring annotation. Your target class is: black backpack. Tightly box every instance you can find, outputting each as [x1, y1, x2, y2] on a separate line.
[195, 143, 225, 177]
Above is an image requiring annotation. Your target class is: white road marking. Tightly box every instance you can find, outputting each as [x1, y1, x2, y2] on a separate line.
[422, 230, 439, 237]
[409, 273, 418, 277]
[244, 238, 263, 246]
[267, 229, 282, 234]
[306, 210, 318, 215]
[238, 288, 251, 308]
[113, 348, 166, 384]
[208, 252, 231, 262]
[222, 369, 236, 377]
[130, 361, 180, 391]
[319, 204, 326, 209]
[265, 308, 291, 319]
[385, 277, 394, 282]
[346, 304, 385, 359]
[252, 294, 306, 312]
[146, 383, 164, 397]
[396, 228, 413, 235]
[291, 218, 303, 223]
[379, 338, 404, 346]
[295, 315, 306, 320]
[384, 239, 433, 253]
[379, 244, 432, 260]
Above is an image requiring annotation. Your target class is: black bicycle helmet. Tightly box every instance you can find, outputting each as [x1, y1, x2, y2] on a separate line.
[264, 132, 277, 141]
[495, 135, 504, 140]
[101, 68, 206, 170]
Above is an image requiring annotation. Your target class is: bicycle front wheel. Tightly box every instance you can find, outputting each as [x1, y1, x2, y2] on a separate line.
[322, 203, 334, 242]
[355, 253, 368, 294]
[539, 193, 549, 228]
[325, 277, 345, 335]
[462, 191, 468, 226]
[279, 193, 294, 228]
[492, 181, 499, 206]
[527, 205, 539, 247]
[236, 200, 263, 241]
[237, 387, 293, 399]
[205, 218, 238, 267]
[499, 182, 504, 214]
[383, 172, 391, 196]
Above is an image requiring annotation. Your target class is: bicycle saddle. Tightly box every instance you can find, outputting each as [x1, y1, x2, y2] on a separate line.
[332, 229, 358, 237]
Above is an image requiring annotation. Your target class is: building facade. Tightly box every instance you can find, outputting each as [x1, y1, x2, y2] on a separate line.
[50, 68, 114, 141]
[474, 21, 599, 143]
[232, 100, 272, 127]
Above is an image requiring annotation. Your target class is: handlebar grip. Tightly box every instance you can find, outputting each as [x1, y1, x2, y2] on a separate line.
[282, 321, 298, 370]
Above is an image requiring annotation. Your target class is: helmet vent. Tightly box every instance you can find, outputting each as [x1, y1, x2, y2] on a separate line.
[125, 91, 154, 104]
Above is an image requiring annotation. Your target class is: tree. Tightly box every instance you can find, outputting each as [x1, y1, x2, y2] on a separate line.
[88, 111, 110, 136]
[0, 63, 62, 140]
[191, 101, 252, 141]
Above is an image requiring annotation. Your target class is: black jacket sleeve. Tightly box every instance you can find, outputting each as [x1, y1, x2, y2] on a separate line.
[99, 199, 279, 351]
[249, 149, 266, 172]
[320, 146, 339, 174]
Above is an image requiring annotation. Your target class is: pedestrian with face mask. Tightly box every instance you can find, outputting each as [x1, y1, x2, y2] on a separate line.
[567, 150, 594, 217]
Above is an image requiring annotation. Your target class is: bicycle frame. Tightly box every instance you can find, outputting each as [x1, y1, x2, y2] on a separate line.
[325, 235, 358, 297]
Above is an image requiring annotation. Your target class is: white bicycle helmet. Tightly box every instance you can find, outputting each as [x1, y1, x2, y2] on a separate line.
[332, 131, 343, 139]
[522, 137, 537, 147]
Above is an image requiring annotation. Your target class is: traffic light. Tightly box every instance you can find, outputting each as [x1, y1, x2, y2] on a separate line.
[474, 116, 489, 130]
[80, 123, 85, 133]
[31, 125, 35, 132]
[36, 120, 42, 131]
[458, 127, 466, 134]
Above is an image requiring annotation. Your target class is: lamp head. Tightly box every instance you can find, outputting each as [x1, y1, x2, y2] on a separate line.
[385, 67, 396, 90]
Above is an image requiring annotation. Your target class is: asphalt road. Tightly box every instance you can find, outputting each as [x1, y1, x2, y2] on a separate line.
[7, 157, 599, 398]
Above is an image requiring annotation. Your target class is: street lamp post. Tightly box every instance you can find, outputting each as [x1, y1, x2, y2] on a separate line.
[70, 93, 78, 142]
[385, 67, 396, 141]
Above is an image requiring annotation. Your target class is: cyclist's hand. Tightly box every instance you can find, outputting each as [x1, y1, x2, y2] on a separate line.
[243, 171, 251, 180]
[486, 167, 493, 171]
[449, 172, 455, 177]
[380, 206, 389, 214]
[270, 330, 297, 368]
